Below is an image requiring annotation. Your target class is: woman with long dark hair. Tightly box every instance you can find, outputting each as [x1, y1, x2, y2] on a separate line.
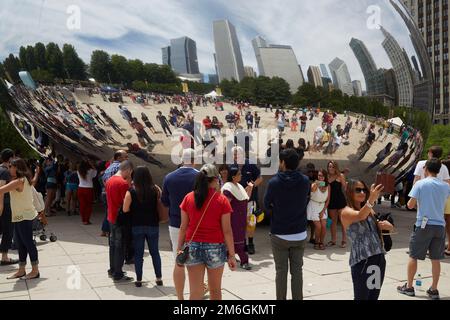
[222, 166, 254, 270]
[0, 159, 40, 280]
[178, 164, 236, 300]
[307, 169, 330, 250]
[327, 161, 348, 248]
[77, 160, 97, 225]
[341, 180, 393, 300]
[123, 166, 163, 288]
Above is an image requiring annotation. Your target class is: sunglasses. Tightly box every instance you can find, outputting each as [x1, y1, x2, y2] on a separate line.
[355, 188, 368, 194]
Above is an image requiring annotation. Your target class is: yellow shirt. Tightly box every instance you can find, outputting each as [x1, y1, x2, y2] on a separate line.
[9, 179, 37, 223]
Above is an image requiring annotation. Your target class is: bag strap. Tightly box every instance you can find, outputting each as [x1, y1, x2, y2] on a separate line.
[188, 192, 218, 245]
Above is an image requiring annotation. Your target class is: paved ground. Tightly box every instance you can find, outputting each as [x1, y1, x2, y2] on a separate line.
[0, 200, 449, 300]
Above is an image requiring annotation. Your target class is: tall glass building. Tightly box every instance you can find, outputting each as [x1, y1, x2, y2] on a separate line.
[161, 37, 199, 75]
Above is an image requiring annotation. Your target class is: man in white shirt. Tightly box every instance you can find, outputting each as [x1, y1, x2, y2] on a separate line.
[414, 146, 450, 185]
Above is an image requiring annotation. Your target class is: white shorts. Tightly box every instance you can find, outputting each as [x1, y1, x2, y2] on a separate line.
[169, 226, 180, 259]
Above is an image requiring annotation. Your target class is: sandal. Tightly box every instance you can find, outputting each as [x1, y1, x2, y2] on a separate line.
[319, 243, 326, 250]
[327, 241, 336, 247]
[7, 272, 26, 280]
[340, 241, 347, 248]
[314, 243, 321, 250]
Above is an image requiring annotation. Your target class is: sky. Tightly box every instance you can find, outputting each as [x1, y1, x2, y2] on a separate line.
[0, 0, 421, 90]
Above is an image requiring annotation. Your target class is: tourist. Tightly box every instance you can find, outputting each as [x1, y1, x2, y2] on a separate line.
[141, 112, 156, 134]
[0, 159, 40, 280]
[366, 143, 393, 172]
[225, 113, 235, 129]
[307, 169, 330, 250]
[300, 112, 308, 133]
[277, 114, 285, 134]
[161, 149, 199, 300]
[291, 113, 298, 132]
[379, 143, 409, 172]
[64, 161, 79, 216]
[0, 149, 18, 266]
[156, 111, 172, 137]
[357, 125, 376, 161]
[233, 147, 263, 255]
[245, 112, 254, 130]
[106, 160, 134, 282]
[327, 161, 348, 248]
[264, 149, 310, 300]
[122, 166, 163, 288]
[254, 112, 261, 129]
[177, 164, 236, 300]
[398, 159, 450, 300]
[442, 160, 450, 256]
[218, 164, 229, 188]
[77, 160, 97, 225]
[222, 166, 254, 270]
[341, 180, 392, 300]
[313, 125, 325, 152]
[43, 157, 58, 217]
[413, 146, 450, 185]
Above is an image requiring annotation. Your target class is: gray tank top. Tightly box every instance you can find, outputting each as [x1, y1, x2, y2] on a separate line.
[347, 215, 385, 267]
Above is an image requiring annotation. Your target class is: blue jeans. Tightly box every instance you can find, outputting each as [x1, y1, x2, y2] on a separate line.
[109, 223, 125, 279]
[14, 220, 38, 266]
[132, 226, 162, 282]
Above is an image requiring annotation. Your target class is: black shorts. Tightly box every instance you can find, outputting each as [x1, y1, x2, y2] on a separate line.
[409, 225, 445, 261]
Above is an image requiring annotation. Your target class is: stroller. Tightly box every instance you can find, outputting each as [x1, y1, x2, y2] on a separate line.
[32, 213, 57, 244]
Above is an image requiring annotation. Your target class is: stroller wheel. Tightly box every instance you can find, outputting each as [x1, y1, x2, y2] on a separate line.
[50, 235, 57, 242]
[40, 234, 47, 241]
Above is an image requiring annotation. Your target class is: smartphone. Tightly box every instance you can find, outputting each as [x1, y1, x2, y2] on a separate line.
[317, 181, 326, 188]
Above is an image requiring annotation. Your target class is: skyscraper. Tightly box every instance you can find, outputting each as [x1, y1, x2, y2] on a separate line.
[307, 66, 323, 87]
[329, 57, 354, 96]
[244, 66, 257, 78]
[252, 36, 304, 93]
[352, 80, 363, 96]
[252, 36, 268, 76]
[161, 37, 199, 75]
[349, 38, 386, 95]
[320, 64, 330, 78]
[213, 20, 245, 82]
[162, 46, 171, 66]
[381, 26, 414, 108]
[401, 0, 445, 123]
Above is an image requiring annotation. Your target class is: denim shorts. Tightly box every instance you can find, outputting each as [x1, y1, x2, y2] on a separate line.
[185, 242, 227, 269]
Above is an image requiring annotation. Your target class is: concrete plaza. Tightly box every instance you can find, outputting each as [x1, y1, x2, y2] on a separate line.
[0, 201, 449, 300]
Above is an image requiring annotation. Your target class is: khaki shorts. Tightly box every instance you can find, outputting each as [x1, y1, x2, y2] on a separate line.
[445, 197, 450, 215]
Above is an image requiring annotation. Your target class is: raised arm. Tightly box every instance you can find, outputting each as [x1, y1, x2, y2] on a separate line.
[0, 179, 24, 195]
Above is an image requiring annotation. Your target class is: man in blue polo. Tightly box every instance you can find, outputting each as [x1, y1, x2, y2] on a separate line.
[161, 149, 198, 300]
[398, 158, 450, 300]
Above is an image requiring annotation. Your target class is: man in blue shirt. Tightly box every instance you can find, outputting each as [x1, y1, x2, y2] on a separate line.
[398, 158, 450, 300]
[161, 149, 198, 300]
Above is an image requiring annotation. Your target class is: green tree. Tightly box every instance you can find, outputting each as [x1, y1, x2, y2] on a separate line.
[111, 54, 131, 85]
[128, 59, 145, 82]
[19, 46, 27, 70]
[34, 42, 47, 70]
[90, 50, 112, 83]
[0, 63, 5, 79]
[31, 69, 54, 83]
[46, 43, 64, 78]
[424, 125, 450, 158]
[25, 45, 37, 71]
[2, 54, 21, 83]
[269, 77, 291, 106]
[62, 44, 86, 80]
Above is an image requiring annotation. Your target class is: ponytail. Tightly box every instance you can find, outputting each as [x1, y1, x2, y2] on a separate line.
[194, 171, 212, 209]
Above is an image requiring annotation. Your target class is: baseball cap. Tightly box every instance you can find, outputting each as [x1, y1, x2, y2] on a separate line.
[200, 163, 219, 178]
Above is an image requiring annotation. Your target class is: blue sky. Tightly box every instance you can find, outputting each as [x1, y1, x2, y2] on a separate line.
[0, 0, 421, 90]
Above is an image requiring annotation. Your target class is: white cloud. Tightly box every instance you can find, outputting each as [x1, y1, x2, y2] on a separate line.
[1, 0, 421, 90]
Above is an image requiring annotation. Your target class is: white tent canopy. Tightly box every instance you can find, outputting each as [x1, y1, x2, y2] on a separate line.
[204, 90, 221, 98]
[388, 117, 404, 127]
[4, 79, 13, 89]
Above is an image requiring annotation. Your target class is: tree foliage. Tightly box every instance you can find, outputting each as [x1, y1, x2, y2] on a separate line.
[424, 125, 450, 159]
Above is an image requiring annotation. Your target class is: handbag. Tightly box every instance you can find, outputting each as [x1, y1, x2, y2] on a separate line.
[31, 186, 45, 213]
[176, 192, 218, 266]
[115, 207, 131, 227]
[375, 212, 395, 252]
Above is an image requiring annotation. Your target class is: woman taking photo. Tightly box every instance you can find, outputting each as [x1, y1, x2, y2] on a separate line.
[307, 169, 330, 250]
[123, 166, 163, 288]
[77, 160, 97, 225]
[178, 164, 237, 300]
[327, 161, 347, 248]
[341, 180, 393, 300]
[0, 159, 40, 280]
[222, 166, 254, 270]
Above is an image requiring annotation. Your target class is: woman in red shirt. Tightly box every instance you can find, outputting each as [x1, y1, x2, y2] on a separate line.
[178, 164, 236, 300]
